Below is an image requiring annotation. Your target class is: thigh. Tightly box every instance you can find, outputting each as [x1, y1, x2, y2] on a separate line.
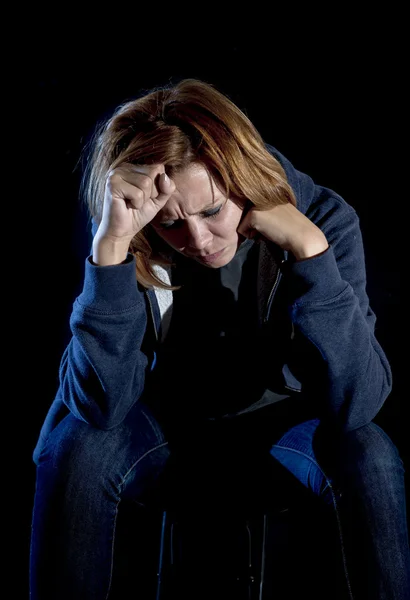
[34, 400, 171, 500]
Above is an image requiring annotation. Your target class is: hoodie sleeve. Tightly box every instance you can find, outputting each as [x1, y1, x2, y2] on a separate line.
[57, 221, 152, 430]
[283, 194, 393, 432]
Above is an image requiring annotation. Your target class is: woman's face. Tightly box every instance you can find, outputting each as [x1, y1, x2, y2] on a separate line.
[150, 163, 246, 267]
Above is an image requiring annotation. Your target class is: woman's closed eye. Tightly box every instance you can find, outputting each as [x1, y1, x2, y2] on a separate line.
[159, 204, 223, 230]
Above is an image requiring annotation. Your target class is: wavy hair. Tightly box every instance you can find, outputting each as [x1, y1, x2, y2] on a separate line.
[81, 78, 297, 290]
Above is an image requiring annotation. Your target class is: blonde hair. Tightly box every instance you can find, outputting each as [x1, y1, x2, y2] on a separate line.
[82, 78, 297, 290]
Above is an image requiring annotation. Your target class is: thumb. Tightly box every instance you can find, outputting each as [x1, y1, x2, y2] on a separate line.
[157, 172, 176, 200]
[237, 209, 263, 242]
[237, 209, 253, 238]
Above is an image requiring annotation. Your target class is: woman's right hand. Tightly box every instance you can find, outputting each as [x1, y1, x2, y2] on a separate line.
[96, 163, 176, 243]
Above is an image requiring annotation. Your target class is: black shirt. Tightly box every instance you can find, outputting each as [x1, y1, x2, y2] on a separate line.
[151, 238, 274, 420]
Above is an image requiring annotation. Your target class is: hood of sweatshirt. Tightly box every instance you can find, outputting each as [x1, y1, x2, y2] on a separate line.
[265, 143, 316, 216]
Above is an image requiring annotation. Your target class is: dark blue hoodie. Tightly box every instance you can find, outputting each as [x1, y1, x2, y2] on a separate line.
[33, 145, 392, 461]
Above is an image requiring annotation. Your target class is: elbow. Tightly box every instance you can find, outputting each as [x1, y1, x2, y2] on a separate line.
[64, 386, 143, 431]
[88, 411, 136, 431]
[78, 399, 141, 431]
[343, 366, 393, 433]
[63, 370, 146, 430]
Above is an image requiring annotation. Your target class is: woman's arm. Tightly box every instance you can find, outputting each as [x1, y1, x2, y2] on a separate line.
[239, 192, 392, 431]
[283, 201, 392, 432]
[59, 229, 152, 430]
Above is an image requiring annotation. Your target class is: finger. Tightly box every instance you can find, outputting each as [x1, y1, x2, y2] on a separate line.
[117, 165, 176, 204]
[236, 211, 251, 237]
[156, 172, 176, 203]
[237, 211, 263, 242]
[249, 230, 263, 242]
[116, 167, 160, 201]
[111, 179, 146, 210]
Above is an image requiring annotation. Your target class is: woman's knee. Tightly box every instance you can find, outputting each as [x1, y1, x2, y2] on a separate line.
[317, 421, 405, 494]
[341, 422, 403, 470]
[34, 402, 170, 489]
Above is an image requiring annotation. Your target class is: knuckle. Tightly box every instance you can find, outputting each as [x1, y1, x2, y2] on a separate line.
[106, 168, 121, 182]
[134, 187, 144, 201]
[138, 174, 153, 190]
[106, 172, 119, 191]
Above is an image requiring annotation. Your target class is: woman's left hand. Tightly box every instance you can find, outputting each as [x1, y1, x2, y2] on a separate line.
[237, 202, 329, 261]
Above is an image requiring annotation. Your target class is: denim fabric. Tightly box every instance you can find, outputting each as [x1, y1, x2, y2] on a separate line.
[271, 418, 410, 599]
[30, 402, 410, 599]
[30, 401, 170, 600]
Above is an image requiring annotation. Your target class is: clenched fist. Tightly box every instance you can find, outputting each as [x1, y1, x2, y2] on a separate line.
[96, 163, 176, 243]
[92, 163, 176, 266]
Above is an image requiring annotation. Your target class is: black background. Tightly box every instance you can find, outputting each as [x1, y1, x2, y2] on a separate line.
[14, 21, 404, 598]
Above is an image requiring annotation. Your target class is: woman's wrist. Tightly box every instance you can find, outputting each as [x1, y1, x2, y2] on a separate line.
[290, 234, 329, 261]
[92, 235, 131, 266]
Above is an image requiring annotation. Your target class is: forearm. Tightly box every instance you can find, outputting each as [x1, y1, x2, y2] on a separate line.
[92, 235, 131, 266]
[60, 250, 151, 429]
[61, 312, 149, 429]
[285, 246, 392, 430]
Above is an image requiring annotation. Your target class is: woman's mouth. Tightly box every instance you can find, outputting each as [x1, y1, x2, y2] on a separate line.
[196, 248, 226, 263]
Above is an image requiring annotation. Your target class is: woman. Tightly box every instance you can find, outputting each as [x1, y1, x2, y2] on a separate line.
[30, 78, 410, 599]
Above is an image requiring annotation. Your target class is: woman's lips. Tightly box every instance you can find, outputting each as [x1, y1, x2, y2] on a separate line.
[196, 247, 226, 263]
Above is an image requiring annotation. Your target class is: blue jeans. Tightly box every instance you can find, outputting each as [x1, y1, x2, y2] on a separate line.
[30, 400, 410, 599]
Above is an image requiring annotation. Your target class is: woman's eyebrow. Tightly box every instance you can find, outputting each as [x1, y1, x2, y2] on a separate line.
[159, 199, 225, 224]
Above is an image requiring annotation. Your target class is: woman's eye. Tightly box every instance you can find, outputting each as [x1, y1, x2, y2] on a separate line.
[160, 204, 222, 230]
[204, 205, 222, 219]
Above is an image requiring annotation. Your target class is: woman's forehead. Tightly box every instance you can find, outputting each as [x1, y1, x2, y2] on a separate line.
[159, 165, 224, 219]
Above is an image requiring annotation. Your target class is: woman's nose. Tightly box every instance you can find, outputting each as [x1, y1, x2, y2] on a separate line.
[183, 220, 213, 250]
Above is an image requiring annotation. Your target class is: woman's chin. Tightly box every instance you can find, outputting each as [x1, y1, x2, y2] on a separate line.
[187, 245, 234, 268]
